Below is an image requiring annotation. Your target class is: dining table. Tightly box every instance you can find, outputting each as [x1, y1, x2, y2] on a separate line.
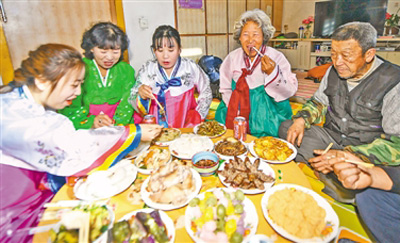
[33, 128, 312, 243]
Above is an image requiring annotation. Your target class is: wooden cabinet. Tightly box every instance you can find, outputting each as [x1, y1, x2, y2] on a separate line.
[377, 51, 400, 65]
[297, 41, 311, 70]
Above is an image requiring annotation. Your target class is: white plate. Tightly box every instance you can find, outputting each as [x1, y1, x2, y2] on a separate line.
[246, 234, 275, 243]
[193, 121, 227, 138]
[214, 139, 248, 162]
[248, 138, 297, 164]
[169, 134, 214, 160]
[261, 183, 339, 243]
[153, 128, 181, 147]
[140, 168, 202, 210]
[218, 157, 276, 194]
[74, 159, 137, 201]
[134, 148, 172, 175]
[118, 208, 175, 242]
[185, 188, 258, 243]
[125, 142, 151, 159]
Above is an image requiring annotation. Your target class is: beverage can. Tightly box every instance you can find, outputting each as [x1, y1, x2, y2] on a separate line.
[233, 116, 247, 142]
[143, 114, 156, 124]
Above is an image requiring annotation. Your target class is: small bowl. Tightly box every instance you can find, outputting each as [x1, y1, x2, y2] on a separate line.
[192, 151, 220, 177]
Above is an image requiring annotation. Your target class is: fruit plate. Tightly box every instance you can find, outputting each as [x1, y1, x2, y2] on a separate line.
[185, 188, 258, 243]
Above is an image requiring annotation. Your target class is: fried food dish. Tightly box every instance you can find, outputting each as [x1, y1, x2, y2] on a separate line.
[215, 137, 247, 156]
[219, 156, 274, 190]
[135, 148, 170, 170]
[267, 188, 327, 239]
[197, 121, 226, 137]
[146, 160, 196, 205]
[254, 137, 293, 161]
[154, 128, 181, 142]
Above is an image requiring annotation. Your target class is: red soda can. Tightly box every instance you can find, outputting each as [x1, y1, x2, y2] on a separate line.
[234, 116, 247, 142]
[143, 114, 156, 124]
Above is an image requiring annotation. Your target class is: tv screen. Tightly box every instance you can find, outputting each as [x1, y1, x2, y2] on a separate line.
[313, 0, 388, 38]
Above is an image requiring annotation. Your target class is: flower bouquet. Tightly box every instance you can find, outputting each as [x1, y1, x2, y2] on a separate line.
[302, 16, 314, 38]
[385, 8, 400, 35]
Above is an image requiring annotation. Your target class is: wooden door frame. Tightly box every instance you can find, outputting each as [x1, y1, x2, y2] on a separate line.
[0, 22, 13, 85]
[110, 0, 129, 63]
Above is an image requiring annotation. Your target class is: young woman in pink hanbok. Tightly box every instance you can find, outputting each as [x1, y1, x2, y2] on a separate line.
[129, 25, 212, 128]
[0, 44, 162, 242]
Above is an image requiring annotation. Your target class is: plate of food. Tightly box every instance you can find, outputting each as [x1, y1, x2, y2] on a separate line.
[218, 156, 275, 194]
[141, 160, 202, 210]
[248, 136, 297, 164]
[113, 208, 175, 243]
[261, 183, 339, 243]
[125, 141, 151, 159]
[194, 120, 227, 138]
[214, 137, 248, 161]
[169, 133, 214, 160]
[49, 204, 114, 243]
[74, 159, 137, 201]
[185, 188, 258, 243]
[153, 128, 181, 146]
[134, 147, 171, 175]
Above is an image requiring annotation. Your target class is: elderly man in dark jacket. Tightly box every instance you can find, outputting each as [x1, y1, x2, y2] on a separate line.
[279, 22, 400, 242]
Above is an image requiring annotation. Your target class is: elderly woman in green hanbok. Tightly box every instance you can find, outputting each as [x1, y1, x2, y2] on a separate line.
[59, 22, 136, 129]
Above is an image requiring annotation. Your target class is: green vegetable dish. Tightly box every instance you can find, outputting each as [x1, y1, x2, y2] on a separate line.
[112, 209, 173, 243]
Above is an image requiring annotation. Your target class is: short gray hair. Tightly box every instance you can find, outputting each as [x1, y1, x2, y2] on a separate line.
[332, 22, 377, 54]
[233, 9, 275, 45]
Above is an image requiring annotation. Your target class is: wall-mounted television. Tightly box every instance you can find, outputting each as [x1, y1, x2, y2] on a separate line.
[313, 0, 388, 38]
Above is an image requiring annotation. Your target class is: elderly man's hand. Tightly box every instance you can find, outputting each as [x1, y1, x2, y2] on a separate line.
[332, 162, 373, 190]
[286, 118, 306, 146]
[308, 149, 354, 174]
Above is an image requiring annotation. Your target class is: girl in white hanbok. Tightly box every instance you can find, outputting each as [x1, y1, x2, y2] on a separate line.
[129, 25, 212, 128]
[0, 44, 162, 242]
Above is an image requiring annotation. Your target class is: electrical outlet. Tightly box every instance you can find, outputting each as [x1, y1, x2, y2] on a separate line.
[139, 17, 148, 30]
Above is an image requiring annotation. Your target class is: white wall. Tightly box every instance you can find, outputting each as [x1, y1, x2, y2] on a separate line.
[122, 0, 175, 71]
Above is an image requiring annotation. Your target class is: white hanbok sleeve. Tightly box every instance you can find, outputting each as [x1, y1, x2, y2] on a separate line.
[193, 63, 212, 119]
[219, 54, 234, 105]
[1, 99, 141, 176]
[264, 51, 298, 102]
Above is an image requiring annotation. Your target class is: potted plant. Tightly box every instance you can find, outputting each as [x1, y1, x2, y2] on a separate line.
[385, 8, 400, 36]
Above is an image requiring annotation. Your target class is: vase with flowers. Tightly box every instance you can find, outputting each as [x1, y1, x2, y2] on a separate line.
[385, 7, 400, 36]
[302, 16, 314, 38]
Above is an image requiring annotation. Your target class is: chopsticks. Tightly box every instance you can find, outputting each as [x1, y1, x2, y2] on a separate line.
[321, 142, 334, 155]
[321, 142, 374, 168]
[150, 93, 165, 113]
[252, 46, 264, 57]
[345, 160, 375, 168]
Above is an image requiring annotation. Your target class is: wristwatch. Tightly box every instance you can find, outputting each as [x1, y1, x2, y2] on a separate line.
[292, 110, 311, 120]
